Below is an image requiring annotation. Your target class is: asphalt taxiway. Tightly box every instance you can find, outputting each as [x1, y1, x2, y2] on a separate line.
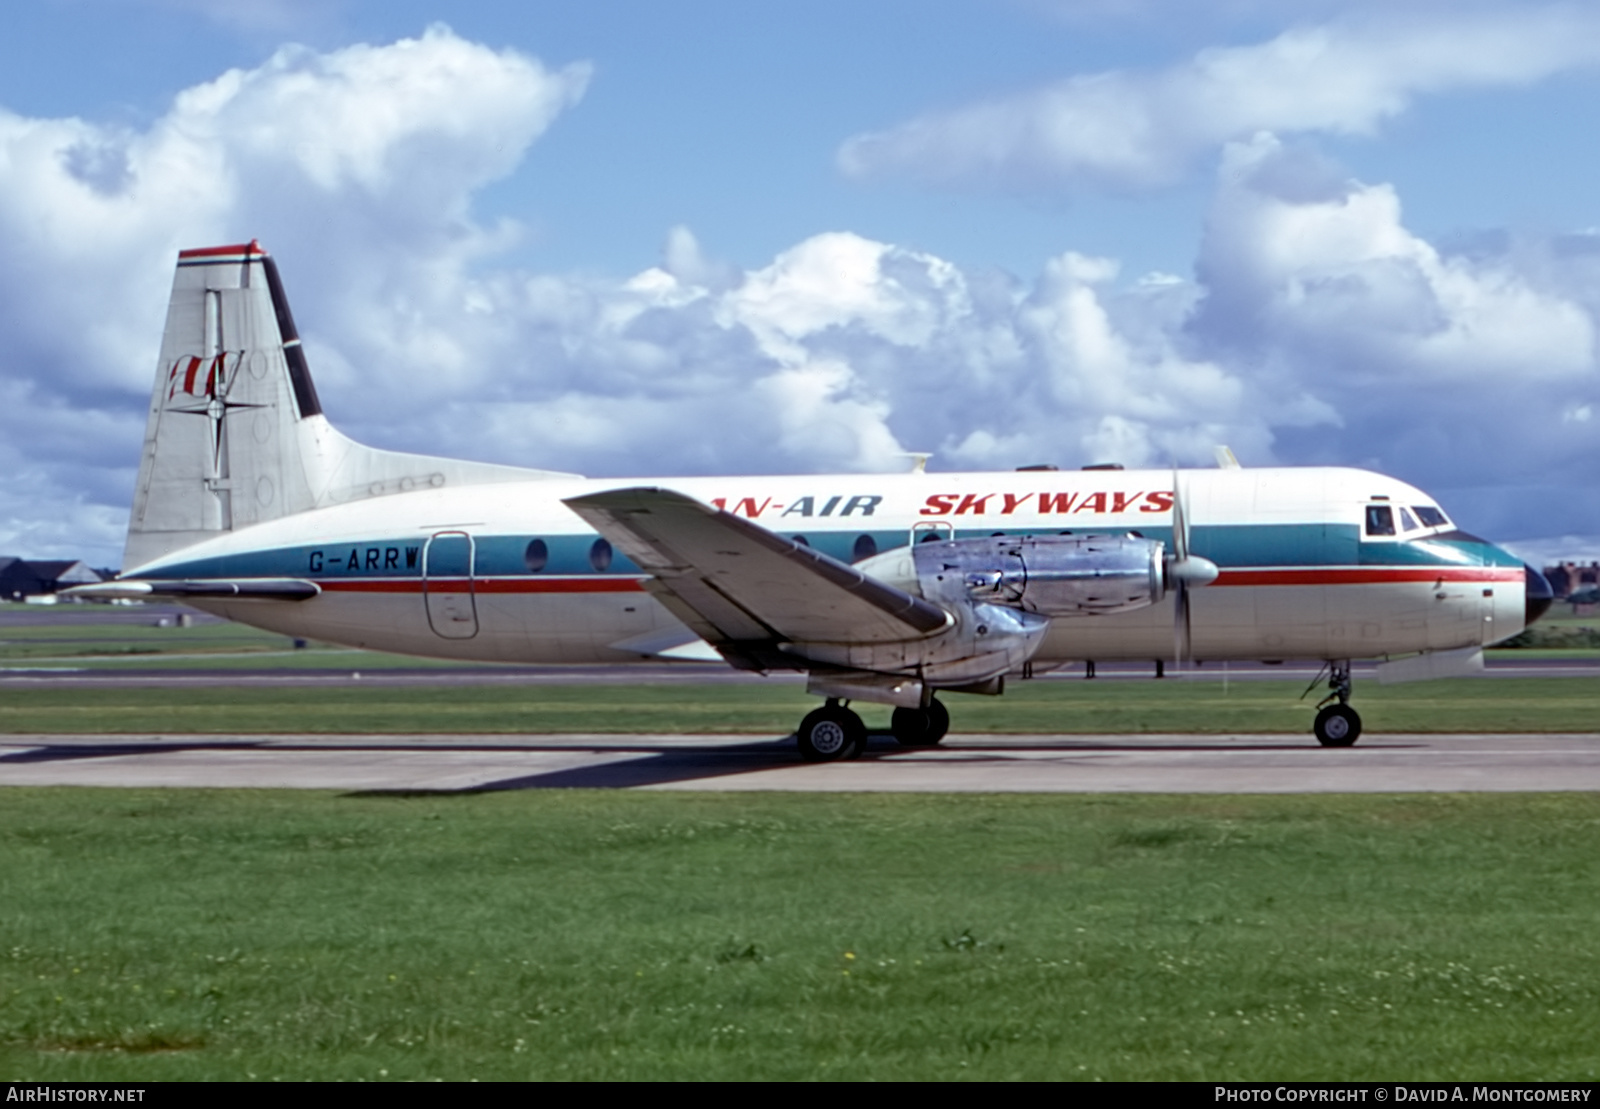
[3, 656, 1596, 689]
[1, 731, 1595, 793]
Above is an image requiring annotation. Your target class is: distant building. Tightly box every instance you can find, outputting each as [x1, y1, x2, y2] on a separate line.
[0, 557, 104, 601]
[1542, 561, 1600, 600]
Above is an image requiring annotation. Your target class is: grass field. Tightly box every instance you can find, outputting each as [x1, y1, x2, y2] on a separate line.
[1, 675, 1596, 735]
[0, 789, 1596, 1081]
[2, 610, 1597, 1080]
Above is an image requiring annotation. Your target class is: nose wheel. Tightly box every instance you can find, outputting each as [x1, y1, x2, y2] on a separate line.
[1312, 661, 1362, 747]
[1313, 704, 1361, 747]
[796, 700, 868, 762]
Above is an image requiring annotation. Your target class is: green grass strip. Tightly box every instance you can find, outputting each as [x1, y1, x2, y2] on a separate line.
[1, 676, 1596, 734]
[0, 790, 1596, 1080]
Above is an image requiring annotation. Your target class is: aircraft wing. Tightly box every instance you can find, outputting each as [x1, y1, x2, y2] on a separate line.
[65, 579, 321, 601]
[564, 487, 949, 669]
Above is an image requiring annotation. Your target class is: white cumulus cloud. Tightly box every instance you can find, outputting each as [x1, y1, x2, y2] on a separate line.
[0, 26, 588, 563]
[838, 6, 1600, 192]
[1188, 135, 1600, 513]
[2, 26, 1598, 567]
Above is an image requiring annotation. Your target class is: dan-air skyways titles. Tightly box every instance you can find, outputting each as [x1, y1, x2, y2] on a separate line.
[72, 241, 1555, 762]
[705, 489, 1173, 519]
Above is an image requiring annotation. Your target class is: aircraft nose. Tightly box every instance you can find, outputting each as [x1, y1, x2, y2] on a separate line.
[1524, 563, 1554, 627]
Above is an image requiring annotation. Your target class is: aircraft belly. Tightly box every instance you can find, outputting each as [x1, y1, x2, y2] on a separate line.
[198, 589, 677, 665]
[1036, 586, 1257, 662]
[475, 591, 672, 663]
[1253, 583, 1328, 658]
[1031, 579, 1476, 663]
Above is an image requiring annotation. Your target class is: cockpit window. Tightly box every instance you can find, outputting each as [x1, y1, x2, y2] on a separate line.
[1365, 505, 1396, 537]
[1398, 507, 1420, 532]
[1414, 505, 1449, 528]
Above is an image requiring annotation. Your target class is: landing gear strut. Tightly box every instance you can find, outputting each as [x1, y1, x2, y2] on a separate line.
[891, 698, 950, 748]
[796, 699, 868, 762]
[1312, 660, 1362, 747]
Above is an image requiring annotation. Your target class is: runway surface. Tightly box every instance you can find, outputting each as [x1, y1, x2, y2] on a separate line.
[2, 731, 1596, 793]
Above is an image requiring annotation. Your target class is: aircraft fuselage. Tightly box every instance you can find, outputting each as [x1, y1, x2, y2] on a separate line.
[130, 464, 1528, 667]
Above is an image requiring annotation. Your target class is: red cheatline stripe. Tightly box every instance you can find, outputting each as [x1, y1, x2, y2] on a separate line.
[318, 577, 648, 595]
[1214, 567, 1524, 587]
[312, 568, 1518, 595]
[178, 242, 266, 259]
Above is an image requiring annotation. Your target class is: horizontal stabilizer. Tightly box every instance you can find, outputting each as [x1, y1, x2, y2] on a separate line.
[564, 487, 949, 665]
[66, 578, 321, 602]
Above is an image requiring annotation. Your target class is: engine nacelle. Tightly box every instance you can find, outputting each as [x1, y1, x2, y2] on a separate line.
[912, 534, 1167, 617]
[792, 533, 1173, 708]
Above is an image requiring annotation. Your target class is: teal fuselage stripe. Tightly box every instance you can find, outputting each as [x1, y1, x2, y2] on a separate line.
[143, 523, 1520, 583]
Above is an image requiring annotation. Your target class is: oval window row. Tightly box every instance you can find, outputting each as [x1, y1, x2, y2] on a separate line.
[522, 534, 881, 572]
[523, 538, 612, 573]
[787, 535, 880, 562]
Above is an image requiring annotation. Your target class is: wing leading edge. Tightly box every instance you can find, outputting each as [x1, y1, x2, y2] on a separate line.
[563, 487, 949, 670]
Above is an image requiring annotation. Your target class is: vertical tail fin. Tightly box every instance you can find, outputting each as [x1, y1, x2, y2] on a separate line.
[124, 242, 574, 571]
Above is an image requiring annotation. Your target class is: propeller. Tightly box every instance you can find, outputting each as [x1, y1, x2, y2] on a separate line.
[1166, 468, 1219, 665]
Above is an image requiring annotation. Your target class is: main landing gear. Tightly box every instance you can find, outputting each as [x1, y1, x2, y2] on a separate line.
[1312, 660, 1362, 747]
[891, 699, 950, 748]
[796, 700, 867, 762]
[795, 697, 952, 762]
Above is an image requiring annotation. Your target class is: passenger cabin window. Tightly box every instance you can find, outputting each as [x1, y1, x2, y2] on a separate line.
[1365, 505, 1396, 537]
[1414, 506, 1449, 528]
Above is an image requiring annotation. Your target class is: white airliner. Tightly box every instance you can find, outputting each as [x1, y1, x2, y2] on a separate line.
[74, 242, 1554, 759]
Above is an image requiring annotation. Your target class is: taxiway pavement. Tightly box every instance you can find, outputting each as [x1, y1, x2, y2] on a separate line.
[1, 731, 1595, 793]
[3, 657, 1596, 688]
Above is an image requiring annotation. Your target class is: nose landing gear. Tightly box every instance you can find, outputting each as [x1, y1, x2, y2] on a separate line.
[1312, 660, 1362, 747]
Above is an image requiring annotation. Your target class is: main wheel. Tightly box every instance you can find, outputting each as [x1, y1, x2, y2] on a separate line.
[891, 698, 951, 747]
[891, 706, 934, 747]
[1313, 704, 1362, 747]
[797, 704, 868, 762]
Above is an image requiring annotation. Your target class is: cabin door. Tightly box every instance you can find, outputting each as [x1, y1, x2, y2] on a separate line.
[422, 531, 478, 639]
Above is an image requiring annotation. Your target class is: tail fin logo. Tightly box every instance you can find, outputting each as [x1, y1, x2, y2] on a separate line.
[166, 353, 231, 402]
[164, 351, 264, 469]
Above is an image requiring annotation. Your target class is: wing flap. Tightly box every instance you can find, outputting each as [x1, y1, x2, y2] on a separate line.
[564, 487, 948, 650]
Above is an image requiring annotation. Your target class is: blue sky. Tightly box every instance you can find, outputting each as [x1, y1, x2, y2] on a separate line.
[2, 0, 1599, 567]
